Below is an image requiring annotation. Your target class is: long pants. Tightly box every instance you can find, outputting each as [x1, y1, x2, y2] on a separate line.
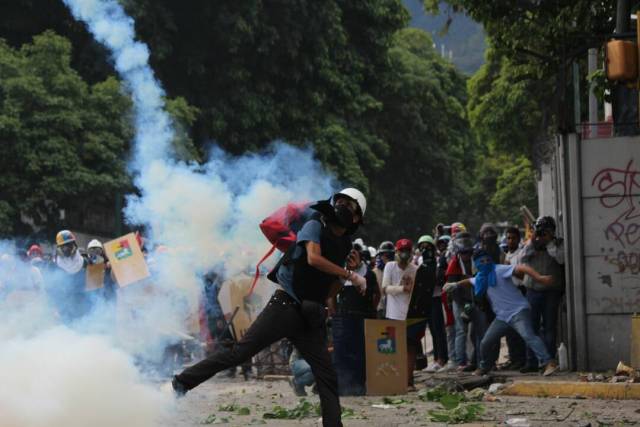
[427, 296, 448, 363]
[526, 289, 561, 367]
[175, 290, 342, 427]
[332, 315, 366, 396]
[453, 301, 487, 366]
[480, 309, 551, 370]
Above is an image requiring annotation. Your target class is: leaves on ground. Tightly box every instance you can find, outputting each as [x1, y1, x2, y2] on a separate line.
[382, 396, 410, 405]
[428, 403, 485, 424]
[262, 398, 321, 420]
[201, 414, 232, 425]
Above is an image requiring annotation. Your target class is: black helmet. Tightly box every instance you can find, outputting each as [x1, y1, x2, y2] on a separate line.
[378, 241, 395, 254]
[534, 216, 556, 233]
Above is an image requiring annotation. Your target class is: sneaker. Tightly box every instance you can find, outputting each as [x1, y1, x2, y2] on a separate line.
[519, 365, 539, 373]
[543, 361, 559, 377]
[473, 367, 490, 376]
[423, 362, 442, 373]
[289, 377, 307, 396]
[462, 364, 477, 373]
[437, 361, 458, 373]
[161, 377, 187, 398]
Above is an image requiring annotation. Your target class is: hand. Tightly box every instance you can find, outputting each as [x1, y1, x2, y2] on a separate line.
[442, 282, 458, 293]
[349, 272, 367, 295]
[539, 275, 554, 286]
[402, 276, 413, 293]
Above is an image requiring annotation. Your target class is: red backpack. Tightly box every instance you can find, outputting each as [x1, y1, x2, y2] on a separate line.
[248, 201, 314, 295]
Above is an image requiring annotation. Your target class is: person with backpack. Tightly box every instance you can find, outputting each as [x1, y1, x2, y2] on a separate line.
[168, 188, 367, 427]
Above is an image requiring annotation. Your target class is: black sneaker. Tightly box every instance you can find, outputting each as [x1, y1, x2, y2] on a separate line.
[462, 364, 477, 372]
[519, 365, 538, 373]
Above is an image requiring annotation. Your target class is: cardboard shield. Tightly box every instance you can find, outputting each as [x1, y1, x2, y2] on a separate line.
[365, 318, 408, 395]
[103, 233, 150, 287]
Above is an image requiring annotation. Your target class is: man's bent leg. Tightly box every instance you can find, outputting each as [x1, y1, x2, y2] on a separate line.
[510, 309, 551, 366]
[479, 319, 509, 371]
[292, 324, 342, 427]
[175, 292, 298, 391]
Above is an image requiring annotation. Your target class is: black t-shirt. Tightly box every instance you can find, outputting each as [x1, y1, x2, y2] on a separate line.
[336, 266, 379, 318]
[407, 261, 436, 318]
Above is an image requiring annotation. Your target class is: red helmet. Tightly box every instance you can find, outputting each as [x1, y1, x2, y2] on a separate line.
[27, 244, 43, 258]
[395, 239, 413, 252]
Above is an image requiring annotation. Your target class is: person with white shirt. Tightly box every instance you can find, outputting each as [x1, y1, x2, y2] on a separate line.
[382, 238, 419, 389]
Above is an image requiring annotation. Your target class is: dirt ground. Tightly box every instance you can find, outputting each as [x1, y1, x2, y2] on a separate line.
[156, 370, 640, 427]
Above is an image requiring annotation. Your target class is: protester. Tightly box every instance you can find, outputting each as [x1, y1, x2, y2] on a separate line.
[521, 216, 565, 373]
[332, 242, 379, 395]
[382, 238, 420, 389]
[443, 249, 559, 377]
[169, 188, 368, 427]
[50, 230, 91, 324]
[445, 231, 485, 372]
[418, 235, 448, 372]
[500, 226, 527, 370]
[374, 241, 395, 318]
[86, 239, 117, 304]
[289, 347, 316, 396]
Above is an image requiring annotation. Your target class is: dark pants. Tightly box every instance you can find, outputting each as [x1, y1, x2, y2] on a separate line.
[332, 315, 365, 396]
[506, 328, 527, 365]
[175, 291, 342, 427]
[526, 289, 561, 367]
[428, 296, 448, 362]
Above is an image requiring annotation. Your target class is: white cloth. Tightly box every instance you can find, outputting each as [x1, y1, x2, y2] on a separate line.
[343, 263, 368, 287]
[56, 251, 84, 274]
[506, 247, 524, 285]
[382, 261, 417, 321]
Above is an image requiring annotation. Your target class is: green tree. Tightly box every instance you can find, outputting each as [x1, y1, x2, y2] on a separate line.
[364, 28, 475, 240]
[0, 31, 134, 235]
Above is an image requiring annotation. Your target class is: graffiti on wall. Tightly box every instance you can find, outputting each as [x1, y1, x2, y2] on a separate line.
[590, 159, 640, 312]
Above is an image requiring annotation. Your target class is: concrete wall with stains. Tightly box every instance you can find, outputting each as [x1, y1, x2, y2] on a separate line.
[580, 136, 640, 369]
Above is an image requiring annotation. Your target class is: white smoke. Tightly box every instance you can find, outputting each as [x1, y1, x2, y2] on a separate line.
[0, 0, 338, 425]
[0, 328, 171, 427]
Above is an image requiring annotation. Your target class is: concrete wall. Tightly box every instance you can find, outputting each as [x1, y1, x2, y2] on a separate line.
[575, 136, 640, 370]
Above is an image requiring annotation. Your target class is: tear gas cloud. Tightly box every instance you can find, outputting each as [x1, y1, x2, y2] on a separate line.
[0, 0, 338, 425]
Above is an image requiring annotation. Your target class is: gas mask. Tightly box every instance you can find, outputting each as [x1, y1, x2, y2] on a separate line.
[398, 250, 411, 262]
[334, 204, 354, 228]
[421, 248, 435, 262]
[57, 242, 77, 258]
[88, 248, 105, 265]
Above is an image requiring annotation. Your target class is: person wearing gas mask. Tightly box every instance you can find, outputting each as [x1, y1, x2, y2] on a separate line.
[86, 239, 117, 305]
[445, 231, 484, 372]
[374, 241, 395, 318]
[169, 188, 367, 427]
[51, 230, 90, 324]
[443, 249, 559, 377]
[382, 239, 420, 389]
[417, 236, 448, 373]
[520, 216, 565, 373]
[332, 242, 379, 395]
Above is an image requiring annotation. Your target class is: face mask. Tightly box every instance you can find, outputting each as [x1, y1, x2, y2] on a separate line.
[398, 251, 411, 262]
[482, 235, 497, 246]
[89, 254, 105, 264]
[57, 243, 76, 258]
[533, 239, 546, 250]
[334, 204, 354, 228]
[421, 248, 435, 261]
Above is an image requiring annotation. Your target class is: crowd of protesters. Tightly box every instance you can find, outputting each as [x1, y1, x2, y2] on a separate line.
[327, 217, 565, 395]
[0, 191, 566, 427]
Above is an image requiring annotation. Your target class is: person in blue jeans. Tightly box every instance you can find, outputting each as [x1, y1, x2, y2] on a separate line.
[443, 249, 559, 377]
[521, 216, 564, 372]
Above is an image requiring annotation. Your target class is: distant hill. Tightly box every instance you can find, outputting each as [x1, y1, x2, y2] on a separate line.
[403, 0, 485, 75]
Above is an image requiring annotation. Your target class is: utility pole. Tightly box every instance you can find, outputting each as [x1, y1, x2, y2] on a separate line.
[612, 0, 638, 135]
[588, 48, 599, 137]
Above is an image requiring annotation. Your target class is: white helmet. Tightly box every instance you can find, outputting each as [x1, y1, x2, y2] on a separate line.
[368, 246, 377, 258]
[87, 239, 103, 250]
[334, 188, 367, 216]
